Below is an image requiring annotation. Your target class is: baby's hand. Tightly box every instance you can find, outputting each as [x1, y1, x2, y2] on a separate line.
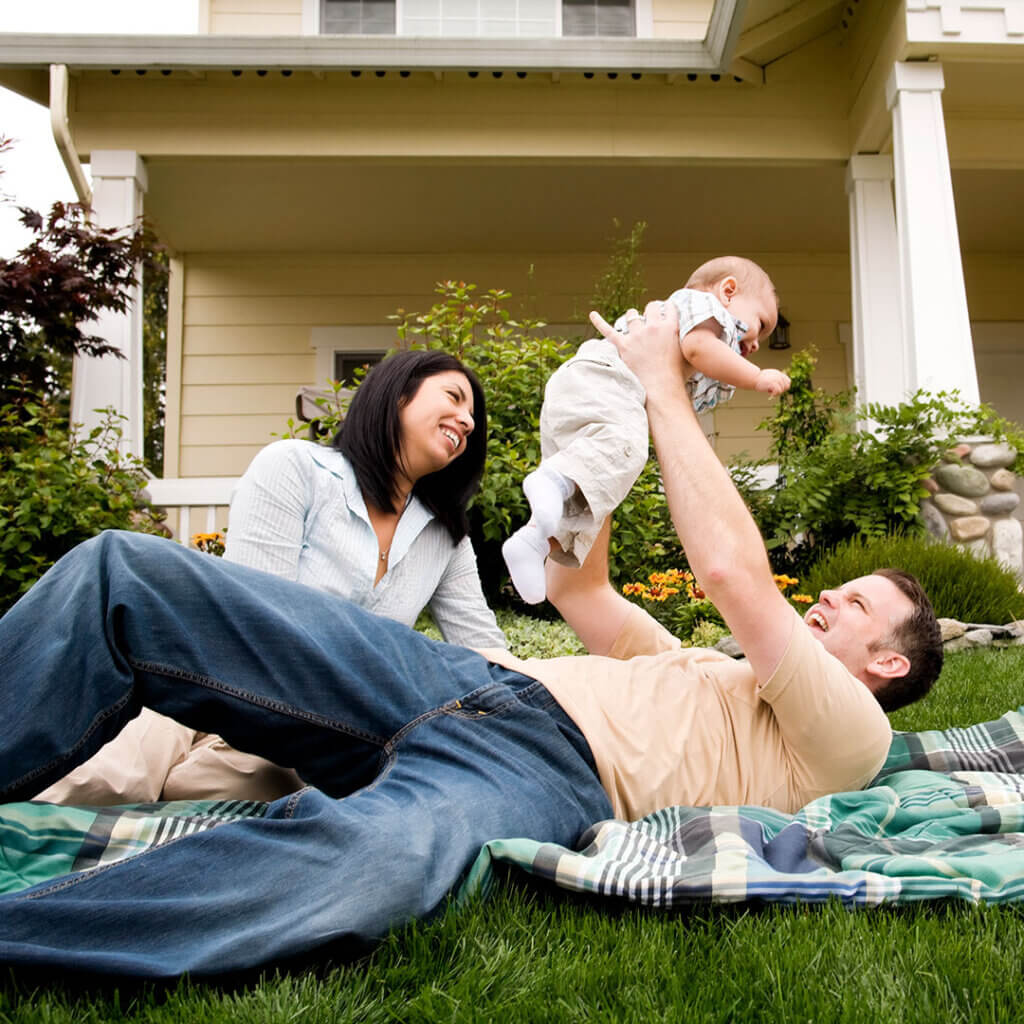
[754, 368, 791, 397]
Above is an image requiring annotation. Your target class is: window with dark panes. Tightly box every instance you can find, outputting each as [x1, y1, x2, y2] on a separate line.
[562, 0, 633, 36]
[333, 351, 384, 386]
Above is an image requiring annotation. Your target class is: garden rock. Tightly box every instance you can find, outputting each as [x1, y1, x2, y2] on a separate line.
[713, 635, 744, 659]
[992, 517, 1024, 575]
[933, 464, 991, 498]
[970, 442, 1017, 469]
[980, 491, 1021, 516]
[934, 493, 979, 516]
[938, 618, 966, 642]
[949, 516, 990, 542]
[920, 500, 949, 540]
[991, 469, 1017, 491]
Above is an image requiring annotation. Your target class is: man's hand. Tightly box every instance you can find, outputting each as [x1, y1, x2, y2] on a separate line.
[754, 368, 791, 397]
[590, 301, 685, 402]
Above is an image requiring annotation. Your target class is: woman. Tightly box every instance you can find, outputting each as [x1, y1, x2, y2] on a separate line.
[38, 350, 505, 805]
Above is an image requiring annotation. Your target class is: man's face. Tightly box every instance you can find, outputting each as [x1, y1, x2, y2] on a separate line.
[803, 574, 914, 683]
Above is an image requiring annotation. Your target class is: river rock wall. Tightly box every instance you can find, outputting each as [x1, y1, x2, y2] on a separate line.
[920, 436, 1023, 583]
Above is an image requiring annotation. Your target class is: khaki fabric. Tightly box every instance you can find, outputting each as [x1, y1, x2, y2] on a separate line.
[36, 710, 303, 805]
[479, 604, 891, 820]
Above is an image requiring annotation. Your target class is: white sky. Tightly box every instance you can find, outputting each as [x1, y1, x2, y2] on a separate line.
[0, 1, 199, 256]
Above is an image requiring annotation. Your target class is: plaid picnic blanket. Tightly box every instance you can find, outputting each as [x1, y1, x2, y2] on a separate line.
[461, 706, 1024, 907]
[6, 709, 1024, 906]
[0, 799, 266, 895]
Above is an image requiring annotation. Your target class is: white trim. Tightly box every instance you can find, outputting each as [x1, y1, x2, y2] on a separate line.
[148, 476, 239, 507]
[302, 0, 320, 34]
[0, 19, 738, 71]
[634, 0, 653, 38]
[310, 325, 396, 383]
[906, 0, 1024, 41]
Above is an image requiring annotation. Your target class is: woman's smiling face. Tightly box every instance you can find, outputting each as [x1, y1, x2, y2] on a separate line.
[396, 370, 476, 485]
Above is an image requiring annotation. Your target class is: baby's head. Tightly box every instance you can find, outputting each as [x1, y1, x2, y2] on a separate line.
[686, 256, 778, 355]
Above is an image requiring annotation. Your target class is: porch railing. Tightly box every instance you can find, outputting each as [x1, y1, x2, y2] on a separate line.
[146, 477, 238, 544]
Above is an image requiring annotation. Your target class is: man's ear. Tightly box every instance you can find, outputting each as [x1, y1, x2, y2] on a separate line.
[866, 649, 911, 684]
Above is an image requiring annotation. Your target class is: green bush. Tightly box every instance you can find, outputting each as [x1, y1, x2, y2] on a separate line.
[0, 398, 164, 612]
[732, 349, 1024, 576]
[800, 533, 1024, 625]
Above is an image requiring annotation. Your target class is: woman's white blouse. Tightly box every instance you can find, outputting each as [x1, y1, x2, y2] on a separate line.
[224, 439, 505, 649]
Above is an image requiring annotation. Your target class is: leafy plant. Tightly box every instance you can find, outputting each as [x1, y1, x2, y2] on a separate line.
[0, 200, 157, 413]
[731, 349, 1024, 576]
[801, 534, 1024, 626]
[0, 399, 165, 612]
[587, 219, 647, 323]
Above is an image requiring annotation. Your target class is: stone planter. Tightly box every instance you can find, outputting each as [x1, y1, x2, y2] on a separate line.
[920, 436, 1023, 584]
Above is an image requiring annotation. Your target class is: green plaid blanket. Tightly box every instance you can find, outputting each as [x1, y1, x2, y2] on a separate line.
[0, 799, 265, 895]
[462, 706, 1024, 906]
[6, 709, 1024, 906]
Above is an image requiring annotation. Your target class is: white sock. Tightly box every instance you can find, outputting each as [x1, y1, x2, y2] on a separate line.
[522, 466, 575, 538]
[502, 522, 551, 605]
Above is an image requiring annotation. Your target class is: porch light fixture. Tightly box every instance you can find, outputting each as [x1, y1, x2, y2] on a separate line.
[768, 312, 790, 350]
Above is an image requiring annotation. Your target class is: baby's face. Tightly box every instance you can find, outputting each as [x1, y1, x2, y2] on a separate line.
[725, 283, 778, 356]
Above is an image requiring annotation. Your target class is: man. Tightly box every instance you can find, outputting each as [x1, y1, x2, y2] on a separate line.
[0, 302, 941, 977]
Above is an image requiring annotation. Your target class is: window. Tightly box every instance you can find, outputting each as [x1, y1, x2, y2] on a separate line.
[315, 0, 637, 36]
[333, 350, 384, 386]
[562, 0, 634, 35]
[323, 0, 396, 34]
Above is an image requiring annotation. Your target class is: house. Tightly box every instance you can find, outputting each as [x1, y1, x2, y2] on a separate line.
[0, 0, 1021, 535]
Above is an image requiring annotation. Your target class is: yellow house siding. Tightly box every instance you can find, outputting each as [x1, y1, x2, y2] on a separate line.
[174, 249, 851, 476]
[651, 0, 715, 38]
[207, 0, 303, 35]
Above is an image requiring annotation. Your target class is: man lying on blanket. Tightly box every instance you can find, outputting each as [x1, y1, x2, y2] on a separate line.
[0, 300, 943, 977]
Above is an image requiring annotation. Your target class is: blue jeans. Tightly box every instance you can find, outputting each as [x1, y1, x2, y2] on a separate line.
[0, 531, 612, 977]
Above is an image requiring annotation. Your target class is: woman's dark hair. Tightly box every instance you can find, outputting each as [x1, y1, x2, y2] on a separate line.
[332, 349, 487, 544]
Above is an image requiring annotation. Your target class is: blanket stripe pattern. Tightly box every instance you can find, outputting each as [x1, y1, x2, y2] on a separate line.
[0, 799, 266, 895]
[461, 706, 1024, 906]
[5, 709, 1024, 904]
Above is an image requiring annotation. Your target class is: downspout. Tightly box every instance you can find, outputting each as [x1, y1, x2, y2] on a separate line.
[49, 64, 92, 208]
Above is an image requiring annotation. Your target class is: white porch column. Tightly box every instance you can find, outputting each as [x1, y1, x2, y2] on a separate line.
[885, 62, 979, 404]
[845, 154, 908, 407]
[70, 150, 148, 455]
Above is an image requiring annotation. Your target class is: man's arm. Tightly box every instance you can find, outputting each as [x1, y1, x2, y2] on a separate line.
[545, 517, 634, 655]
[591, 303, 795, 683]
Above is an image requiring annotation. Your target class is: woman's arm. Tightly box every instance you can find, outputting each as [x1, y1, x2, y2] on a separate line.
[428, 536, 506, 649]
[224, 441, 313, 580]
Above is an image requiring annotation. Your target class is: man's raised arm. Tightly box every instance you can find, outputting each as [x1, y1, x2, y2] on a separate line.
[590, 301, 795, 682]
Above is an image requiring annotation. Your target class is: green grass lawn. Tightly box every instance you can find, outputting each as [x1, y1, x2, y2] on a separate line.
[4, 627, 1024, 1022]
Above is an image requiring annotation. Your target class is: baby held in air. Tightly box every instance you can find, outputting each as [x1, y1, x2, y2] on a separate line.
[502, 255, 790, 604]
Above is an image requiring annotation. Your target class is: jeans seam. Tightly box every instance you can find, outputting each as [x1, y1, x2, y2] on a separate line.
[5, 693, 135, 796]
[128, 658, 388, 746]
[18, 828, 220, 900]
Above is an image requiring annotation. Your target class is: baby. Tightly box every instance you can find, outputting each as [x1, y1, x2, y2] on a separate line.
[502, 255, 790, 604]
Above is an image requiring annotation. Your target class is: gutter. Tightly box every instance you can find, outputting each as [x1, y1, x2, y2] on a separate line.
[49, 63, 92, 207]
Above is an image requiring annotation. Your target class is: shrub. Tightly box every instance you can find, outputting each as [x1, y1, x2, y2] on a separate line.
[800, 533, 1024, 625]
[732, 349, 1024, 576]
[0, 399, 165, 612]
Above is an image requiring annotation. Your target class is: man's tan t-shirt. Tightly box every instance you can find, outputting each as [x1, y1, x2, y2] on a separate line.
[480, 604, 891, 819]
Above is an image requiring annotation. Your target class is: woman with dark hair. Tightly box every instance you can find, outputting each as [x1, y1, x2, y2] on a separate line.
[39, 350, 504, 805]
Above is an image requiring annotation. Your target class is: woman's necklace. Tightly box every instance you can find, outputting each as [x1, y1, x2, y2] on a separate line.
[379, 549, 388, 562]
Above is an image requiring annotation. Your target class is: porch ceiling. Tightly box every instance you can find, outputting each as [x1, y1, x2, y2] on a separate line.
[143, 158, 854, 254]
